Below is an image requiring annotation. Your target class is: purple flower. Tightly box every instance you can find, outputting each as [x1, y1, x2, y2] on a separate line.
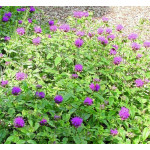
[54, 115, 61, 121]
[35, 92, 45, 99]
[89, 83, 100, 91]
[102, 16, 109, 23]
[0, 6, 2, 8]
[143, 41, 150, 48]
[0, 53, 3, 58]
[71, 117, 83, 128]
[16, 27, 25, 36]
[1, 80, 8, 87]
[73, 11, 88, 18]
[84, 97, 93, 106]
[59, 24, 70, 32]
[28, 18, 32, 23]
[136, 54, 142, 59]
[12, 87, 21, 95]
[71, 28, 77, 32]
[119, 107, 130, 120]
[93, 78, 100, 82]
[74, 38, 84, 48]
[128, 33, 138, 41]
[32, 37, 41, 45]
[144, 78, 149, 83]
[110, 129, 118, 136]
[4, 36, 10, 41]
[29, 6, 35, 12]
[54, 95, 63, 104]
[110, 48, 117, 55]
[98, 36, 108, 45]
[131, 42, 141, 51]
[18, 20, 23, 24]
[16, 72, 27, 81]
[17, 8, 26, 12]
[49, 20, 54, 26]
[88, 32, 95, 38]
[36, 84, 42, 89]
[40, 119, 47, 125]
[135, 79, 144, 87]
[112, 45, 118, 50]
[2, 16, 9, 22]
[50, 25, 57, 32]
[113, 57, 122, 65]
[105, 28, 112, 34]
[75, 64, 83, 72]
[76, 31, 85, 37]
[71, 74, 78, 79]
[116, 24, 123, 31]
[4, 12, 12, 18]
[5, 62, 10, 65]
[100, 104, 105, 109]
[97, 28, 104, 35]
[107, 34, 115, 41]
[48, 34, 51, 38]
[14, 117, 25, 128]
[34, 26, 42, 33]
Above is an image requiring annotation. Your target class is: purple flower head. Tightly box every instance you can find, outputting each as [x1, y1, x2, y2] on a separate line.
[49, 20, 54, 26]
[16, 72, 27, 81]
[102, 16, 109, 23]
[113, 57, 122, 65]
[0, 6, 2, 8]
[98, 36, 108, 45]
[29, 6, 35, 12]
[16, 27, 25, 36]
[110, 48, 117, 55]
[110, 129, 118, 136]
[50, 25, 57, 32]
[35, 92, 45, 99]
[14, 117, 25, 128]
[2, 16, 9, 22]
[34, 26, 42, 33]
[36, 84, 42, 89]
[93, 78, 100, 82]
[32, 37, 41, 45]
[59, 24, 70, 32]
[144, 78, 149, 83]
[28, 18, 32, 23]
[107, 34, 115, 41]
[18, 20, 23, 24]
[97, 27, 104, 35]
[0, 53, 3, 58]
[112, 45, 118, 50]
[131, 42, 141, 51]
[4, 12, 12, 18]
[71, 28, 77, 32]
[71, 74, 78, 79]
[76, 31, 85, 37]
[4, 36, 10, 41]
[75, 64, 83, 72]
[12, 87, 21, 95]
[89, 83, 100, 91]
[17, 8, 26, 12]
[84, 97, 93, 106]
[128, 33, 138, 41]
[54, 95, 63, 104]
[54, 115, 61, 121]
[119, 107, 130, 120]
[135, 79, 144, 87]
[136, 54, 142, 59]
[116, 24, 123, 31]
[40, 119, 47, 125]
[105, 28, 112, 34]
[73, 11, 88, 18]
[71, 117, 83, 128]
[74, 38, 84, 48]
[1, 80, 8, 87]
[143, 41, 150, 48]
[100, 104, 105, 109]
[48, 34, 51, 38]
[88, 32, 95, 38]
[5, 62, 10, 65]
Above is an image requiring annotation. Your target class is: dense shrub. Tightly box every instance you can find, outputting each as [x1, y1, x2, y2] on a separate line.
[0, 6, 150, 144]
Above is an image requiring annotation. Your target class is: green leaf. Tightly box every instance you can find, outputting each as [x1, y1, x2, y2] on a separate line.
[142, 127, 150, 141]
[27, 140, 37, 144]
[55, 56, 62, 66]
[8, 108, 15, 115]
[47, 53, 53, 59]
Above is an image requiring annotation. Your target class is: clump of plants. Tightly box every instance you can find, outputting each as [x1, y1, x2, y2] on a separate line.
[0, 6, 150, 144]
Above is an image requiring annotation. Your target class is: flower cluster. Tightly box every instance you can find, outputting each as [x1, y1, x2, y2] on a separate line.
[98, 36, 108, 45]
[16, 72, 27, 81]
[73, 11, 89, 18]
[84, 97, 93, 106]
[89, 83, 100, 91]
[16, 27, 25, 36]
[12, 87, 21, 95]
[135, 79, 144, 87]
[110, 129, 118, 136]
[74, 38, 84, 48]
[71, 117, 83, 128]
[113, 57, 122, 65]
[2, 12, 12, 22]
[35, 92, 45, 99]
[119, 107, 130, 120]
[40, 119, 47, 125]
[59, 24, 70, 32]
[14, 117, 25, 128]
[75, 64, 83, 72]
[54, 95, 63, 104]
